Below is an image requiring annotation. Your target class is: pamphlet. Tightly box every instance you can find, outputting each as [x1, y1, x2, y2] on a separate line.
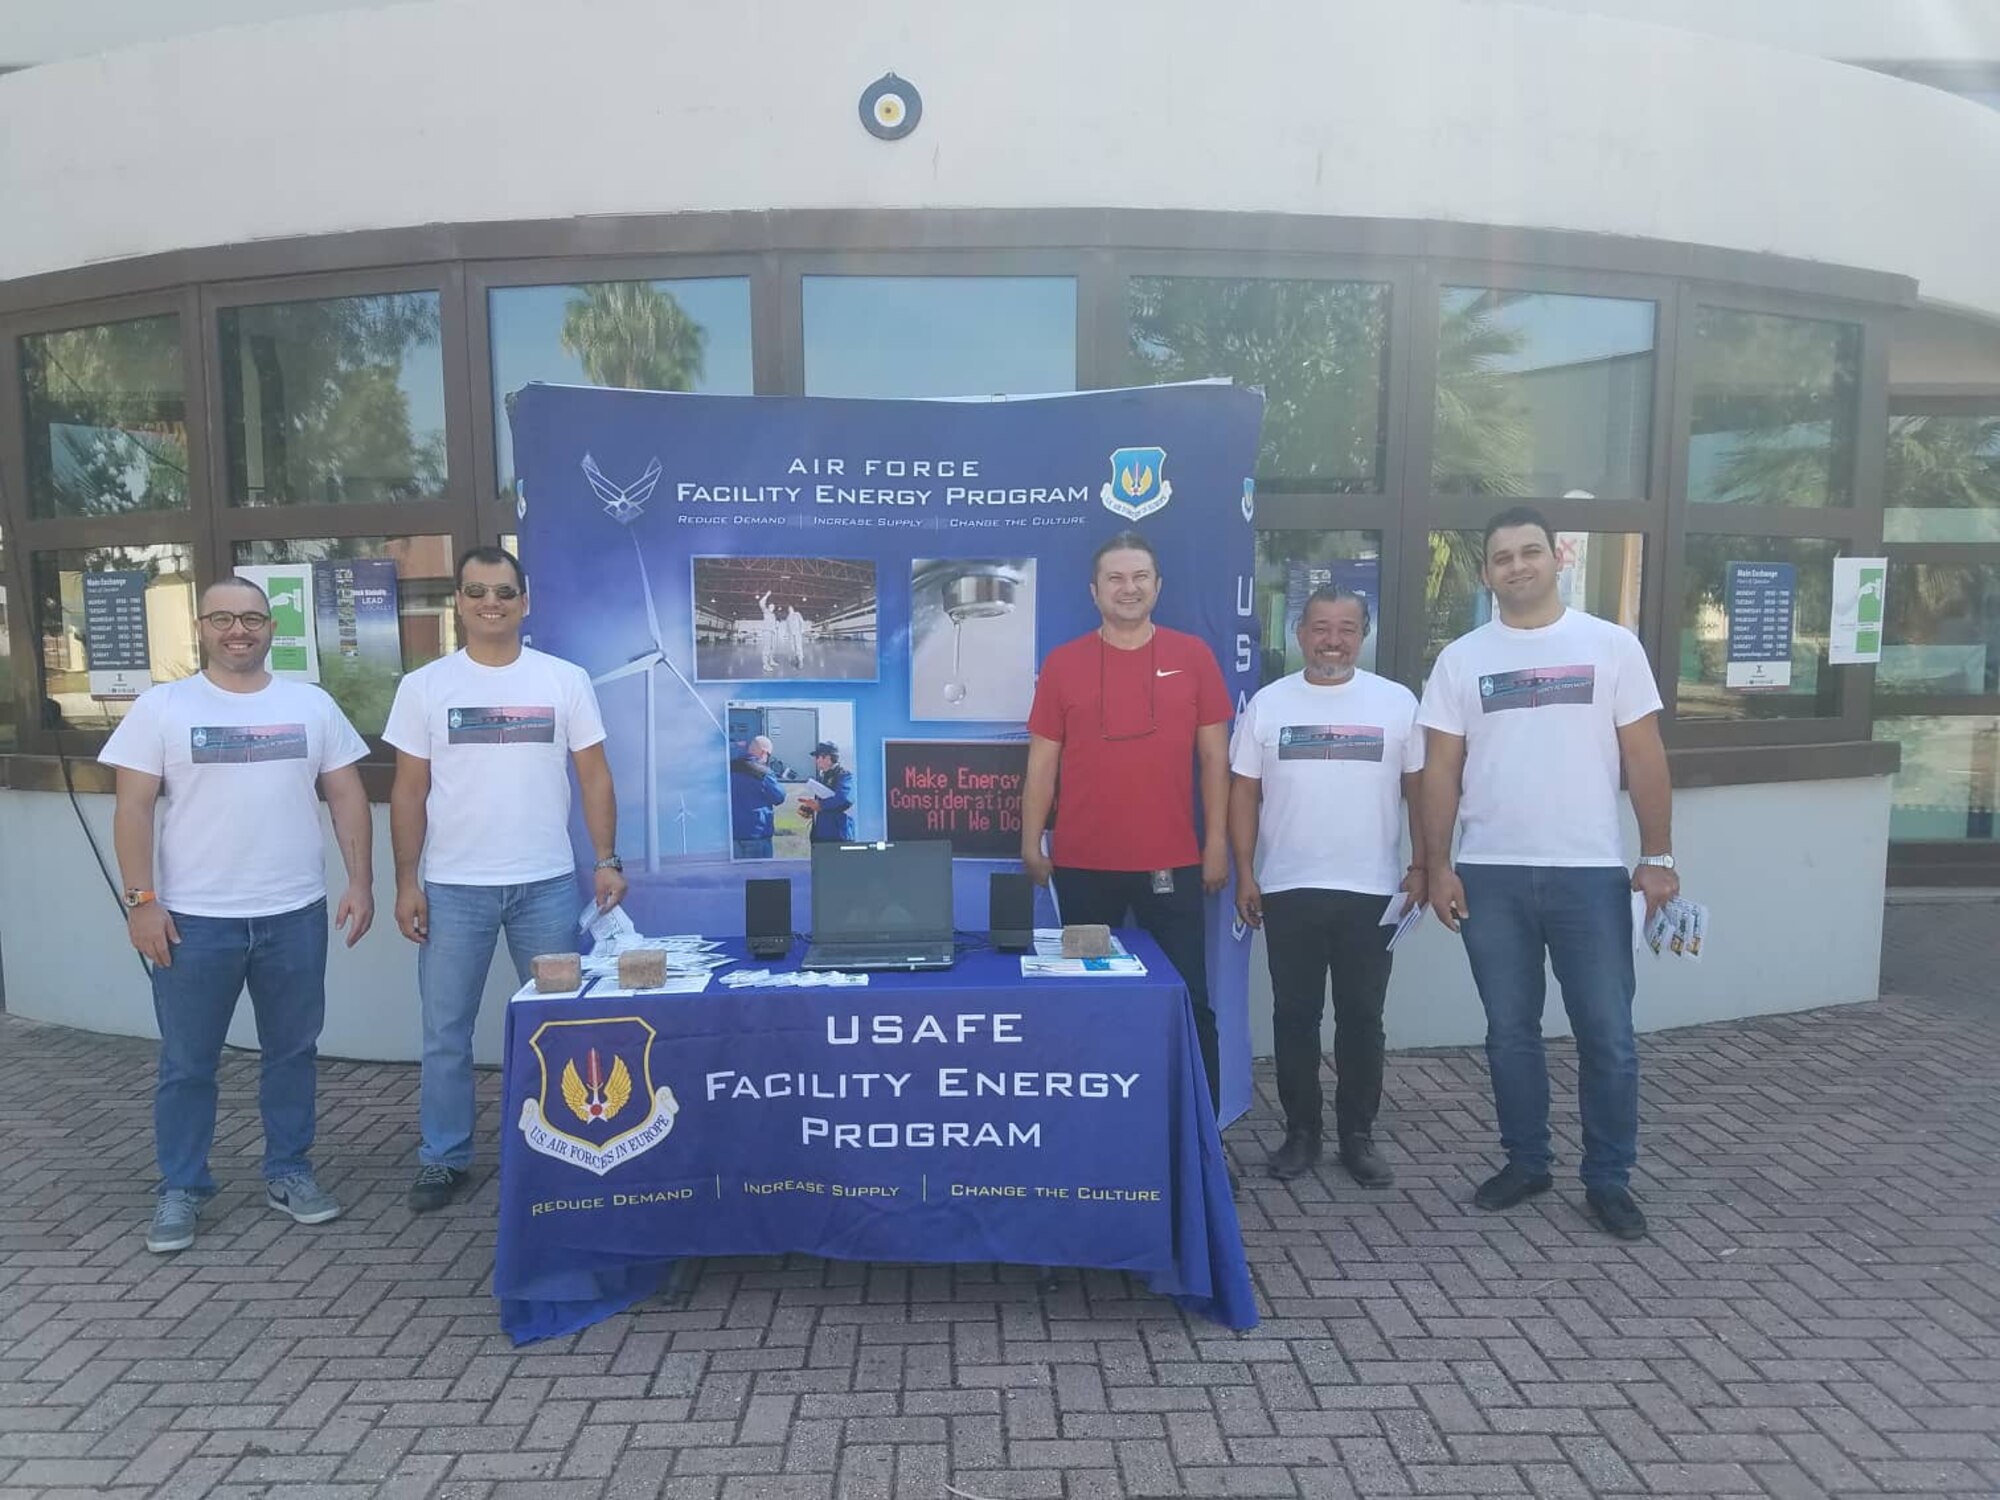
[1021, 954, 1147, 978]
[1379, 892, 1426, 951]
[1641, 894, 1709, 962]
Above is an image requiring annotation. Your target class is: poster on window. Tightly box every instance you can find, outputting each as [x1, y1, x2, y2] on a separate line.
[1725, 561, 1796, 690]
[82, 570, 151, 700]
[1828, 557, 1887, 665]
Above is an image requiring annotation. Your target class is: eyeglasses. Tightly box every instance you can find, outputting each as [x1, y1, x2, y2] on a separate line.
[1099, 634, 1158, 742]
[459, 583, 521, 601]
[200, 610, 271, 630]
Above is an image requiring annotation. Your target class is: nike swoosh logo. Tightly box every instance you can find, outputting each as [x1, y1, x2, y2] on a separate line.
[1155, 669, 1183, 678]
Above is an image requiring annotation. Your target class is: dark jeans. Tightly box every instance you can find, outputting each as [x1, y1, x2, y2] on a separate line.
[1457, 864, 1638, 1190]
[1054, 865, 1218, 1109]
[149, 898, 329, 1194]
[1262, 887, 1395, 1141]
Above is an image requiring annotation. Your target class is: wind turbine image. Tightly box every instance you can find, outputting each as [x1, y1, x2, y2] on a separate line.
[583, 453, 723, 872]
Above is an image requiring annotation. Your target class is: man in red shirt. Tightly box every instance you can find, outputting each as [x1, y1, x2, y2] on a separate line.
[1021, 530, 1233, 1106]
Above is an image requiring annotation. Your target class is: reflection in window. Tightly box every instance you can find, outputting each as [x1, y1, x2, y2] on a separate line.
[220, 292, 446, 506]
[803, 277, 1076, 398]
[1875, 716, 2000, 842]
[1422, 530, 1644, 680]
[1255, 531, 1383, 685]
[20, 314, 189, 518]
[1433, 289, 1655, 499]
[1883, 412, 2000, 542]
[33, 545, 198, 732]
[1677, 535, 1841, 720]
[232, 536, 457, 734]
[1688, 308, 1860, 507]
[1880, 562, 2000, 697]
[490, 278, 754, 498]
[0, 526, 13, 751]
[1129, 279, 1389, 493]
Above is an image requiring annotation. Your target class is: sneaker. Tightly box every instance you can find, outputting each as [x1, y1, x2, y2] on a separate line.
[146, 1190, 202, 1254]
[408, 1164, 468, 1214]
[1472, 1162, 1553, 1211]
[1265, 1128, 1322, 1180]
[1585, 1186, 1648, 1241]
[1338, 1135, 1395, 1188]
[266, 1171, 342, 1226]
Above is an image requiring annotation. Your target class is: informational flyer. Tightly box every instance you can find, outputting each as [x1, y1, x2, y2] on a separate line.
[1724, 560, 1796, 690]
[233, 563, 319, 680]
[311, 558, 403, 732]
[1829, 556, 1887, 665]
[82, 569, 151, 700]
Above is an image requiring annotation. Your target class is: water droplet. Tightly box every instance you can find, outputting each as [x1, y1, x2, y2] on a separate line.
[942, 681, 968, 705]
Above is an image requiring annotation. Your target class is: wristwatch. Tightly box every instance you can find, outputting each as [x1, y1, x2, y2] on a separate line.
[1636, 853, 1676, 871]
[593, 855, 624, 872]
[124, 887, 157, 909]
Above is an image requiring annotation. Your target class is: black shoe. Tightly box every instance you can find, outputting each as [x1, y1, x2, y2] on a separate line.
[1265, 1128, 1322, 1180]
[1472, 1162, 1553, 1211]
[408, 1164, 468, 1214]
[1338, 1135, 1394, 1188]
[1584, 1186, 1648, 1240]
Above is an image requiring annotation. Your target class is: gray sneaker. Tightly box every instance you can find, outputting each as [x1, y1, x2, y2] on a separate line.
[266, 1171, 342, 1225]
[147, 1189, 202, 1253]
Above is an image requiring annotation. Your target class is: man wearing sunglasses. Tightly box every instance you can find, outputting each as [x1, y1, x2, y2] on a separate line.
[102, 576, 374, 1254]
[1020, 530, 1232, 1107]
[384, 546, 626, 1213]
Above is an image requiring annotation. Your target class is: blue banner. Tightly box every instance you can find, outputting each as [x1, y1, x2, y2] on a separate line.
[511, 382, 1265, 1122]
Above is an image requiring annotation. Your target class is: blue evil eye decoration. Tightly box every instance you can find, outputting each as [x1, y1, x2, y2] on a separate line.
[859, 74, 922, 141]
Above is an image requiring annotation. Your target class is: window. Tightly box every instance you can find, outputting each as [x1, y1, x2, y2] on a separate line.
[1433, 289, 1655, 499]
[1129, 278, 1389, 493]
[32, 544, 198, 732]
[232, 535, 457, 734]
[489, 277, 754, 498]
[1883, 412, 2000, 543]
[20, 313, 188, 518]
[0, 525, 14, 751]
[1879, 562, 2000, 697]
[1874, 715, 2000, 842]
[803, 276, 1076, 398]
[1254, 531, 1383, 684]
[1688, 307, 1861, 508]
[219, 292, 447, 506]
[1676, 535, 1843, 720]
[1422, 530, 1644, 680]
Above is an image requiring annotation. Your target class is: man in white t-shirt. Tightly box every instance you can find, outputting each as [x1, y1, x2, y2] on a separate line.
[1419, 507, 1678, 1241]
[385, 546, 626, 1213]
[1228, 587, 1425, 1187]
[102, 576, 374, 1254]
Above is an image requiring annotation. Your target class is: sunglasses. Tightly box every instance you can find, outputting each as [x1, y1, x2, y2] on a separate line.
[459, 583, 522, 601]
[200, 610, 272, 630]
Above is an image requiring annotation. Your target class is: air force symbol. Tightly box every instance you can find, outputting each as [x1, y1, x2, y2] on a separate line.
[517, 1017, 679, 1175]
[1100, 446, 1173, 522]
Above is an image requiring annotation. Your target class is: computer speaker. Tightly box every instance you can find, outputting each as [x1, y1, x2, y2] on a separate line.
[746, 878, 794, 959]
[989, 872, 1034, 953]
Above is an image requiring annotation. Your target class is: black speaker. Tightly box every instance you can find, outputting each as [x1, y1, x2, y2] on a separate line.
[746, 878, 793, 959]
[989, 872, 1034, 952]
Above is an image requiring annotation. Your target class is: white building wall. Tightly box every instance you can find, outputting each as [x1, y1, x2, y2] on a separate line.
[2, 0, 2000, 320]
[2, 776, 1891, 1067]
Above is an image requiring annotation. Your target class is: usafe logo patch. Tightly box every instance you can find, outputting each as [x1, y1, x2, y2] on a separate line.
[517, 1017, 680, 1175]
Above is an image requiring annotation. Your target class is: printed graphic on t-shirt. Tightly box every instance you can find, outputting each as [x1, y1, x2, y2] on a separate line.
[1276, 724, 1385, 761]
[1478, 665, 1596, 713]
[189, 724, 309, 764]
[447, 706, 557, 744]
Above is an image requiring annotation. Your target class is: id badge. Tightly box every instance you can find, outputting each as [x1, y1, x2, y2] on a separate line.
[1150, 868, 1175, 896]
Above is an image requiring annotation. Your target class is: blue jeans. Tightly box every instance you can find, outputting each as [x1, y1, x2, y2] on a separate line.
[418, 875, 579, 1169]
[734, 837, 773, 859]
[1457, 864, 1638, 1190]
[150, 899, 328, 1195]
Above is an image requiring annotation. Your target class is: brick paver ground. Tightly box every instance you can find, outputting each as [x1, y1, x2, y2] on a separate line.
[2, 901, 1996, 1499]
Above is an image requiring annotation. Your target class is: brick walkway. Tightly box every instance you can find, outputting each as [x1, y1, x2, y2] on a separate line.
[2, 904, 1996, 1499]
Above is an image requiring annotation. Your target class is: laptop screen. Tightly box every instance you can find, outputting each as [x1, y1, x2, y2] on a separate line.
[810, 840, 955, 942]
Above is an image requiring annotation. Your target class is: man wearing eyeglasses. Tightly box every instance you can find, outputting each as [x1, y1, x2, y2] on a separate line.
[102, 576, 374, 1254]
[384, 546, 626, 1214]
[1020, 530, 1232, 1106]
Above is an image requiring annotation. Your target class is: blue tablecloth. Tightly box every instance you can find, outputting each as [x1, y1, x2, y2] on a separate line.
[493, 931, 1256, 1342]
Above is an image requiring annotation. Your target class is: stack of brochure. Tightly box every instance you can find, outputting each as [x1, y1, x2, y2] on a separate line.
[1640, 896, 1708, 961]
[1020, 929, 1148, 978]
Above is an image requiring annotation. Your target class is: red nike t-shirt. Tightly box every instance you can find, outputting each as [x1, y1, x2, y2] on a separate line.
[1026, 625, 1232, 871]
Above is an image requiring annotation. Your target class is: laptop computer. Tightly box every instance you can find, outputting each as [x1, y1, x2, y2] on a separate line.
[801, 840, 957, 971]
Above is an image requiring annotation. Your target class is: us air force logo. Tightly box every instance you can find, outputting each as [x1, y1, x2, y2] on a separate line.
[448, 708, 464, 730]
[1241, 477, 1255, 524]
[1100, 446, 1172, 522]
[518, 1017, 680, 1175]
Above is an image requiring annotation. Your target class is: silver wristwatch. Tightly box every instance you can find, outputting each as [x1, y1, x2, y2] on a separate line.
[593, 855, 624, 872]
[1636, 853, 1676, 871]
